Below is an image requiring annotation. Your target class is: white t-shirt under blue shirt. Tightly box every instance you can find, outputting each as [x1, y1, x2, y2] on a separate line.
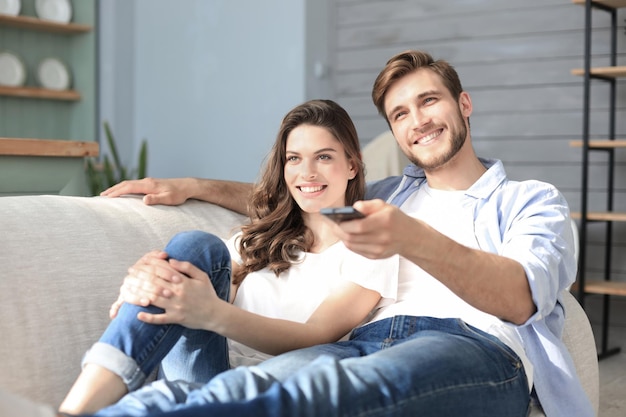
[225, 232, 399, 367]
[370, 183, 534, 391]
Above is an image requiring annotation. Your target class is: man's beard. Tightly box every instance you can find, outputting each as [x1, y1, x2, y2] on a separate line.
[409, 117, 467, 171]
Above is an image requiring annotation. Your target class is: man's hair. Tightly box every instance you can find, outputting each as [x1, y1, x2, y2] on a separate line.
[233, 99, 365, 284]
[371, 50, 464, 124]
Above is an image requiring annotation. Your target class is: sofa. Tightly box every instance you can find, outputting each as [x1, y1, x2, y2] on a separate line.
[0, 194, 599, 415]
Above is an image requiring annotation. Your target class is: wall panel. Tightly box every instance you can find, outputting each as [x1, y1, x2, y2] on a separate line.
[330, 0, 626, 284]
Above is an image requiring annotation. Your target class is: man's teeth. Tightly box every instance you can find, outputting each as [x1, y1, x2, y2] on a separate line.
[420, 130, 441, 143]
[300, 186, 324, 193]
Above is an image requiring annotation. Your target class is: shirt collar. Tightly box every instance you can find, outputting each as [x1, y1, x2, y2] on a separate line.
[401, 157, 507, 200]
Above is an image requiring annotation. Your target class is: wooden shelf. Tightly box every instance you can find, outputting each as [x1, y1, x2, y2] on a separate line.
[0, 138, 99, 157]
[0, 14, 91, 34]
[585, 280, 626, 296]
[0, 85, 80, 101]
[571, 0, 626, 361]
[572, 0, 626, 8]
[571, 211, 626, 222]
[571, 66, 626, 78]
[572, 279, 626, 296]
[569, 139, 626, 148]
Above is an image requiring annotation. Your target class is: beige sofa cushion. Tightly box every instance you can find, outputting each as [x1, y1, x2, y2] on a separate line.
[0, 195, 246, 407]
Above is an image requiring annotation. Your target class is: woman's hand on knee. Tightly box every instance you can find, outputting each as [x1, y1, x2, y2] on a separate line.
[136, 259, 222, 330]
[109, 294, 124, 319]
[109, 251, 170, 318]
[122, 258, 183, 305]
[135, 250, 168, 267]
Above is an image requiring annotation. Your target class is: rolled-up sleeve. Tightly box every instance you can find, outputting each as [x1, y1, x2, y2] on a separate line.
[496, 182, 576, 325]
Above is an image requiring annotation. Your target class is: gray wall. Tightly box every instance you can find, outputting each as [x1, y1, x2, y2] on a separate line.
[98, 0, 332, 183]
[332, 0, 626, 283]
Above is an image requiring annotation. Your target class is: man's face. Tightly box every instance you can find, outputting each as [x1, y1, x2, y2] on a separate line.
[383, 69, 471, 171]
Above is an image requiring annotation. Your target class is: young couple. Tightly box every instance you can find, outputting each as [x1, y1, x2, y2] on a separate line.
[8, 49, 591, 417]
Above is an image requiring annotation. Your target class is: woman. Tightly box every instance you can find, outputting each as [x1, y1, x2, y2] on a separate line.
[59, 99, 398, 416]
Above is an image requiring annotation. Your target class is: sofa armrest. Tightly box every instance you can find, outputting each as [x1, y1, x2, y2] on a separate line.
[561, 291, 600, 415]
[0, 195, 246, 407]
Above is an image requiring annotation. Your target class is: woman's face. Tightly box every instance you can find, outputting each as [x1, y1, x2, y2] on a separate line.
[284, 124, 356, 215]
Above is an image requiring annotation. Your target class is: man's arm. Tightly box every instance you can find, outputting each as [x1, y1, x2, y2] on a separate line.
[335, 199, 535, 325]
[101, 177, 253, 215]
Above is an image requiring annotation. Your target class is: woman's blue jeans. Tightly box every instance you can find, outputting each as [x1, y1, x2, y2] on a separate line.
[83, 231, 232, 391]
[94, 316, 531, 417]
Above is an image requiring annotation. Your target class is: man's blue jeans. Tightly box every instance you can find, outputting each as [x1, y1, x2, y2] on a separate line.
[83, 231, 232, 391]
[95, 315, 531, 417]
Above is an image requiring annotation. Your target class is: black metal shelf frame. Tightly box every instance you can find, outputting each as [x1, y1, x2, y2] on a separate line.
[577, 0, 623, 360]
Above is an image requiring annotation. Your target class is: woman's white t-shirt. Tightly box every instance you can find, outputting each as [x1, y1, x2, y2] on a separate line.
[225, 232, 399, 367]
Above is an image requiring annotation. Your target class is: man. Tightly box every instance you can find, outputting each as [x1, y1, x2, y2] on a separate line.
[89, 50, 589, 416]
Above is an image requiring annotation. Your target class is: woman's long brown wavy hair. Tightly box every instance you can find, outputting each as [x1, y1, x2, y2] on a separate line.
[232, 99, 365, 285]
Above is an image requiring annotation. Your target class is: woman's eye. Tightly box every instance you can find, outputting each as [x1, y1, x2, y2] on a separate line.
[286, 156, 299, 163]
[318, 154, 332, 161]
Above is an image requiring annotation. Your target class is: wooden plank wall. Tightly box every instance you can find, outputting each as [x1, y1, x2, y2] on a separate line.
[331, 0, 626, 281]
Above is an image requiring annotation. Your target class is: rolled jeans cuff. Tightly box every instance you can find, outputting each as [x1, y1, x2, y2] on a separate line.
[82, 342, 147, 392]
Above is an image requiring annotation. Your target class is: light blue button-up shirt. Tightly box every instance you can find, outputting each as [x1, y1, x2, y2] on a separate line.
[366, 158, 593, 417]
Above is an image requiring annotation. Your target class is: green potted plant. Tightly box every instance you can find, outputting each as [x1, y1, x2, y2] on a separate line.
[85, 121, 148, 196]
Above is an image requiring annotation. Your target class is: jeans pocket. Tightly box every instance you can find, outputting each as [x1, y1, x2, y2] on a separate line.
[456, 319, 522, 367]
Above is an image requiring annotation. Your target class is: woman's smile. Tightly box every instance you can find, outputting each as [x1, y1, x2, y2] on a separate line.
[297, 184, 327, 194]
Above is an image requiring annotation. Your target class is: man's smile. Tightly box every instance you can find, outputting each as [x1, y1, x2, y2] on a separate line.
[415, 128, 443, 145]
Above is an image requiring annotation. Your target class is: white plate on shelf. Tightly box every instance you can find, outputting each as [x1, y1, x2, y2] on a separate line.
[0, 51, 26, 87]
[36, 57, 71, 90]
[0, 0, 21, 16]
[35, 0, 72, 23]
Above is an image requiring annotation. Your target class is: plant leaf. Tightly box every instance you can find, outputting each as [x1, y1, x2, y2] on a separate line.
[138, 140, 148, 179]
[104, 121, 123, 172]
[84, 121, 149, 196]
